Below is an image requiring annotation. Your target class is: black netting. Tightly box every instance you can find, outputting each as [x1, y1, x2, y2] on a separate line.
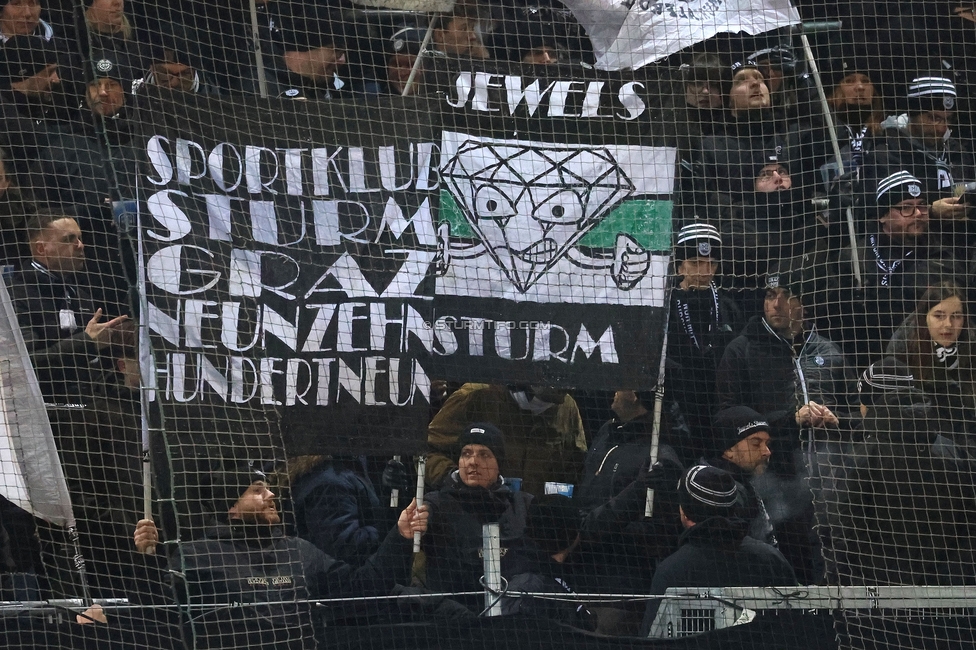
[1, 1, 974, 649]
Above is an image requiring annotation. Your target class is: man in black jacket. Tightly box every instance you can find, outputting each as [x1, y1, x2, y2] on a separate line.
[639, 464, 796, 637]
[133, 462, 428, 649]
[421, 423, 538, 613]
[575, 391, 684, 594]
[716, 268, 857, 463]
[826, 169, 964, 374]
[7, 211, 128, 402]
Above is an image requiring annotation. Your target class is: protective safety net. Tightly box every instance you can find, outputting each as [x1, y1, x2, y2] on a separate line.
[0, 1, 974, 649]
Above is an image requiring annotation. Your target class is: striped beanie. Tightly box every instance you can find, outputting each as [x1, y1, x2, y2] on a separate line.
[907, 76, 956, 112]
[876, 170, 923, 210]
[678, 464, 739, 523]
[675, 222, 721, 262]
[858, 358, 915, 406]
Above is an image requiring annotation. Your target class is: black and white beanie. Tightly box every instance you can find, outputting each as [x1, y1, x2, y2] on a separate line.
[457, 422, 506, 470]
[876, 170, 924, 211]
[678, 464, 739, 522]
[675, 222, 721, 263]
[712, 406, 769, 458]
[907, 76, 956, 112]
[730, 59, 760, 78]
[857, 357, 915, 406]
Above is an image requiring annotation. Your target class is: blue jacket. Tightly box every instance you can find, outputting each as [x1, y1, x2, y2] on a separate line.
[292, 457, 394, 566]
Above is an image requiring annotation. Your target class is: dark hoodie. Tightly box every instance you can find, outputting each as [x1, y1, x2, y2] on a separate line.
[639, 515, 796, 636]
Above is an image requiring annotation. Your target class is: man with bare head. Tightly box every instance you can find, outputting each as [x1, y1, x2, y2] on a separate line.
[7, 210, 128, 399]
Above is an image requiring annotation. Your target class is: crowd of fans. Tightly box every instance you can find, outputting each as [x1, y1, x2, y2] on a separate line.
[1, 0, 976, 646]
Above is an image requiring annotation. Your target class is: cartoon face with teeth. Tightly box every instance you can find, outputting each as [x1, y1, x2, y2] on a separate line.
[442, 140, 635, 292]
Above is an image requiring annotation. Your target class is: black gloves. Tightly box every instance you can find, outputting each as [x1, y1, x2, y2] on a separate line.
[381, 458, 410, 493]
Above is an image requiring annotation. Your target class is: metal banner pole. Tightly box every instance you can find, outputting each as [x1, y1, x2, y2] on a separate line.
[798, 30, 863, 288]
[482, 522, 502, 616]
[248, 0, 269, 98]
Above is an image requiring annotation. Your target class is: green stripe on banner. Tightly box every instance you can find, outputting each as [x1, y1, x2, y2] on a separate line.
[578, 199, 672, 251]
[439, 191, 476, 238]
[439, 192, 672, 252]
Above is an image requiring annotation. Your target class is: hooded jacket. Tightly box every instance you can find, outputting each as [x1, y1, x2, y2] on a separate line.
[575, 417, 685, 593]
[639, 515, 797, 636]
[291, 456, 396, 566]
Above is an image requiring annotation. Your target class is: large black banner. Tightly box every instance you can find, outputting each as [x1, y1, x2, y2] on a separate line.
[135, 67, 676, 453]
[137, 93, 437, 454]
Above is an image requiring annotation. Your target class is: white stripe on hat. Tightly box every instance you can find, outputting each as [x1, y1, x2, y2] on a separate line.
[907, 76, 956, 98]
[859, 365, 915, 392]
[876, 170, 922, 202]
[676, 223, 721, 246]
[683, 465, 737, 508]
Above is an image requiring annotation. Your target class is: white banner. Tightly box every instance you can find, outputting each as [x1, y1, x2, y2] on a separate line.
[0, 279, 74, 526]
[438, 131, 674, 304]
[562, 0, 800, 71]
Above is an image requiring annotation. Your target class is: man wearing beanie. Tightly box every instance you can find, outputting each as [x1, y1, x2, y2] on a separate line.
[133, 459, 429, 647]
[705, 406, 775, 544]
[686, 61, 787, 217]
[667, 222, 742, 459]
[383, 19, 425, 96]
[639, 464, 796, 636]
[421, 422, 538, 613]
[426, 384, 586, 498]
[864, 75, 975, 223]
[837, 170, 961, 367]
[33, 47, 148, 216]
[856, 356, 916, 418]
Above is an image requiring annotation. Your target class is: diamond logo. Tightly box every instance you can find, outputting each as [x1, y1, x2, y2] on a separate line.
[442, 141, 635, 292]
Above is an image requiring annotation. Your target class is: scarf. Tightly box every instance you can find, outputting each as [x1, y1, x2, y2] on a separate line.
[673, 284, 721, 352]
[869, 234, 913, 287]
[934, 343, 960, 371]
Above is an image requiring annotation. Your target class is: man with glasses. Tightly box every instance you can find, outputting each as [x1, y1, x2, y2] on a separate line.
[838, 171, 961, 367]
[865, 76, 975, 224]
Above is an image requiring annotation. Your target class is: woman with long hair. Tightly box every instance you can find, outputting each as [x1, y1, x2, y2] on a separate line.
[886, 280, 976, 438]
[826, 71, 885, 142]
